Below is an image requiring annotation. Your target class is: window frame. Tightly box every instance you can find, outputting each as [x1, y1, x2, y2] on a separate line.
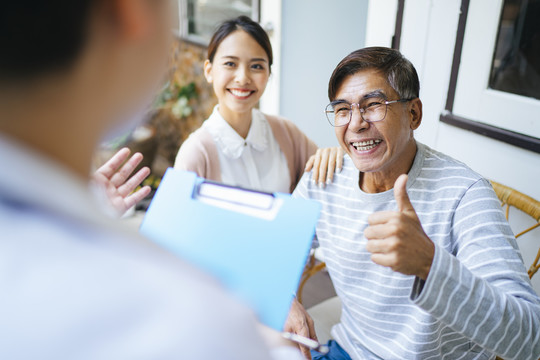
[177, 0, 261, 46]
[439, 0, 540, 154]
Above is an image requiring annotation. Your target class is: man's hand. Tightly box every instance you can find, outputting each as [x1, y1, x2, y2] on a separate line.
[364, 174, 435, 280]
[93, 148, 151, 216]
[284, 298, 317, 359]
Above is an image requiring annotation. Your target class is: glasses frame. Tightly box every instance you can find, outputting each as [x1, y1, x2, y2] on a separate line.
[325, 98, 414, 127]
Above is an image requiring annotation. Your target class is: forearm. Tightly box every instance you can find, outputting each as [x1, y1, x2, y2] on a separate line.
[411, 245, 540, 359]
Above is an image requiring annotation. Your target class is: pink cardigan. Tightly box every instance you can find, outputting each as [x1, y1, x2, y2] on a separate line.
[174, 114, 318, 193]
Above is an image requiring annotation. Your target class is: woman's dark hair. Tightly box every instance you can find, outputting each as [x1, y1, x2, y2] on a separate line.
[207, 16, 273, 70]
[328, 47, 420, 101]
[0, 1, 95, 82]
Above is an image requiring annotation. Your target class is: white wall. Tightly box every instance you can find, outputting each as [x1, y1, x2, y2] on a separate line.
[366, 0, 540, 292]
[278, 0, 369, 147]
[259, 0, 282, 116]
[365, 0, 398, 47]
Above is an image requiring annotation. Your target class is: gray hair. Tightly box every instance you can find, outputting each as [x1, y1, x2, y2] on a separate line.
[328, 47, 420, 101]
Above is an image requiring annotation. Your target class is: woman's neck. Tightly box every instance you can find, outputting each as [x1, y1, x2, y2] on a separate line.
[218, 104, 253, 139]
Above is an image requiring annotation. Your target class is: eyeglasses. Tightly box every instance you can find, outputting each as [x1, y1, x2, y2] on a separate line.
[325, 98, 413, 127]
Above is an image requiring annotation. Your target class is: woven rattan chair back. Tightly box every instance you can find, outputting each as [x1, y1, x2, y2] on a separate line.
[491, 181, 540, 279]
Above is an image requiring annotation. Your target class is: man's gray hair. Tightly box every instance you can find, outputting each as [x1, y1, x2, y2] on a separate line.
[328, 47, 420, 101]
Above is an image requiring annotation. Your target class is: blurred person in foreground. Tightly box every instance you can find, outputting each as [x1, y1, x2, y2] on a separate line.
[0, 1, 303, 359]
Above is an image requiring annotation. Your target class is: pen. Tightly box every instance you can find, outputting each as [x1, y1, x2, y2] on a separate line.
[281, 332, 330, 355]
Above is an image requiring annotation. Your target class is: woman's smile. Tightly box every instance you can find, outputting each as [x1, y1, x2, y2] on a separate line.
[228, 88, 256, 99]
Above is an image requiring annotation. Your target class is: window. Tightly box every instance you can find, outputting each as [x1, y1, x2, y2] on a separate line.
[489, 0, 540, 101]
[178, 0, 260, 44]
[440, 0, 540, 153]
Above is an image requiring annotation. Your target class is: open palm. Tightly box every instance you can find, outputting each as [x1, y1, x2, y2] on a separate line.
[93, 148, 151, 216]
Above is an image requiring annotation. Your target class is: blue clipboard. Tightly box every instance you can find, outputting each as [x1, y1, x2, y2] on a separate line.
[140, 169, 321, 330]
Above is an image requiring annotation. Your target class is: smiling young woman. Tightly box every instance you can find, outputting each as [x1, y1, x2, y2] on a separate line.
[174, 16, 342, 193]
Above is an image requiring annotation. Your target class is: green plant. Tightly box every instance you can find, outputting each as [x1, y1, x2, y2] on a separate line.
[155, 81, 198, 118]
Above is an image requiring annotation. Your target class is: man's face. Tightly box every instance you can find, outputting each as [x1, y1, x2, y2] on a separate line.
[333, 70, 421, 175]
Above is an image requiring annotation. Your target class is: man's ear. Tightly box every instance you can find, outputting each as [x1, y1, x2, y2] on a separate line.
[409, 98, 422, 130]
[204, 60, 213, 83]
[114, 0, 151, 40]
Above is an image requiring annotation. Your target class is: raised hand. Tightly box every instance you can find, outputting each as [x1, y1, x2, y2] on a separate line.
[93, 148, 151, 216]
[304, 147, 344, 188]
[364, 174, 435, 280]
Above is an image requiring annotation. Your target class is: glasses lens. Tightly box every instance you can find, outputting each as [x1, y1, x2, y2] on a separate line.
[325, 104, 336, 126]
[326, 103, 351, 127]
[363, 102, 387, 122]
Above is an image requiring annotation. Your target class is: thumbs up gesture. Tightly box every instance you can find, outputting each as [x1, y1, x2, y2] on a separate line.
[364, 174, 435, 280]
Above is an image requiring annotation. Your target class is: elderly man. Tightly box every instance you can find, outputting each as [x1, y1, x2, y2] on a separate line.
[291, 47, 540, 359]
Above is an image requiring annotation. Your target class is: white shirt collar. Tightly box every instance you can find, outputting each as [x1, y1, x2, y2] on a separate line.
[0, 134, 115, 227]
[204, 106, 269, 159]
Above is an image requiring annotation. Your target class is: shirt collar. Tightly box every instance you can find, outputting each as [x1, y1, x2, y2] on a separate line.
[205, 106, 269, 159]
[0, 134, 116, 227]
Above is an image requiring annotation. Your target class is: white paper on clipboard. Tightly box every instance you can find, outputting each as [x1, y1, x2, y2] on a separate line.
[195, 182, 283, 221]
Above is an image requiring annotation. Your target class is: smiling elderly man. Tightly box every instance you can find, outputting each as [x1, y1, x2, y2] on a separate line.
[292, 47, 540, 360]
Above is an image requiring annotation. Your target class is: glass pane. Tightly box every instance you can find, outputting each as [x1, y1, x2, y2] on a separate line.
[187, 0, 255, 42]
[489, 0, 540, 100]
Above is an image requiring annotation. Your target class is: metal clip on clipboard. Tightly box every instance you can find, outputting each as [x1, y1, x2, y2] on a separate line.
[194, 181, 284, 221]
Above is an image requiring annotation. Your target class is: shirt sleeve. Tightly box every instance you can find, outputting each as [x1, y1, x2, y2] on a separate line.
[292, 172, 319, 249]
[291, 172, 311, 200]
[173, 135, 208, 178]
[411, 178, 540, 359]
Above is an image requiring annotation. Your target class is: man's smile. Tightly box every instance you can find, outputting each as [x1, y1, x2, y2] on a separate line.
[350, 138, 383, 152]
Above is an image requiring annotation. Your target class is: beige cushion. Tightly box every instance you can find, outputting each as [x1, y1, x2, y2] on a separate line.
[307, 296, 342, 344]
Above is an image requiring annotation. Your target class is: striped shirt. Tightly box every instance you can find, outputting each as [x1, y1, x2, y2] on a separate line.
[294, 142, 540, 360]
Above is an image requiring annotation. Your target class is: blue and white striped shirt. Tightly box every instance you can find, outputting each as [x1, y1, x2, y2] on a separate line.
[294, 142, 540, 360]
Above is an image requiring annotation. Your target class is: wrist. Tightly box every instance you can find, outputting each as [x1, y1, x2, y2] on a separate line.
[418, 241, 435, 280]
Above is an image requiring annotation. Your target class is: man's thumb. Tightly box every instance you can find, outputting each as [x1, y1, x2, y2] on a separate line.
[394, 174, 414, 213]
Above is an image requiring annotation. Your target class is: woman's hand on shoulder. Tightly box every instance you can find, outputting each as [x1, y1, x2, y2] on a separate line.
[304, 147, 344, 188]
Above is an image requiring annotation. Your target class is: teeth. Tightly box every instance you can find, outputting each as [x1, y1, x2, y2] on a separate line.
[230, 89, 252, 97]
[352, 139, 381, 151]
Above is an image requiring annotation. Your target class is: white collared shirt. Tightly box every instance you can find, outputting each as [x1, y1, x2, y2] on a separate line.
[0, 134, 302, 360]
[203, 106, 291, 193]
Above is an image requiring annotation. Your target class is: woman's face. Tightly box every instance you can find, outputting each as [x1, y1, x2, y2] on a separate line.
[204, 30, 270, 118]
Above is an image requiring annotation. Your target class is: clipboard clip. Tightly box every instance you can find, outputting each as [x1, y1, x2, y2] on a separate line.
[194, 181, 283, 220]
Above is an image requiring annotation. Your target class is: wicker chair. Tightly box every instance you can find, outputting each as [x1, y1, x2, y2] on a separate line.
[297, 180, 540, 357]
[490, 181, 540, 278]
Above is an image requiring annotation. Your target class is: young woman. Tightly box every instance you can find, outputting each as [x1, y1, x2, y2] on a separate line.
[174, 16, 342, 193]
